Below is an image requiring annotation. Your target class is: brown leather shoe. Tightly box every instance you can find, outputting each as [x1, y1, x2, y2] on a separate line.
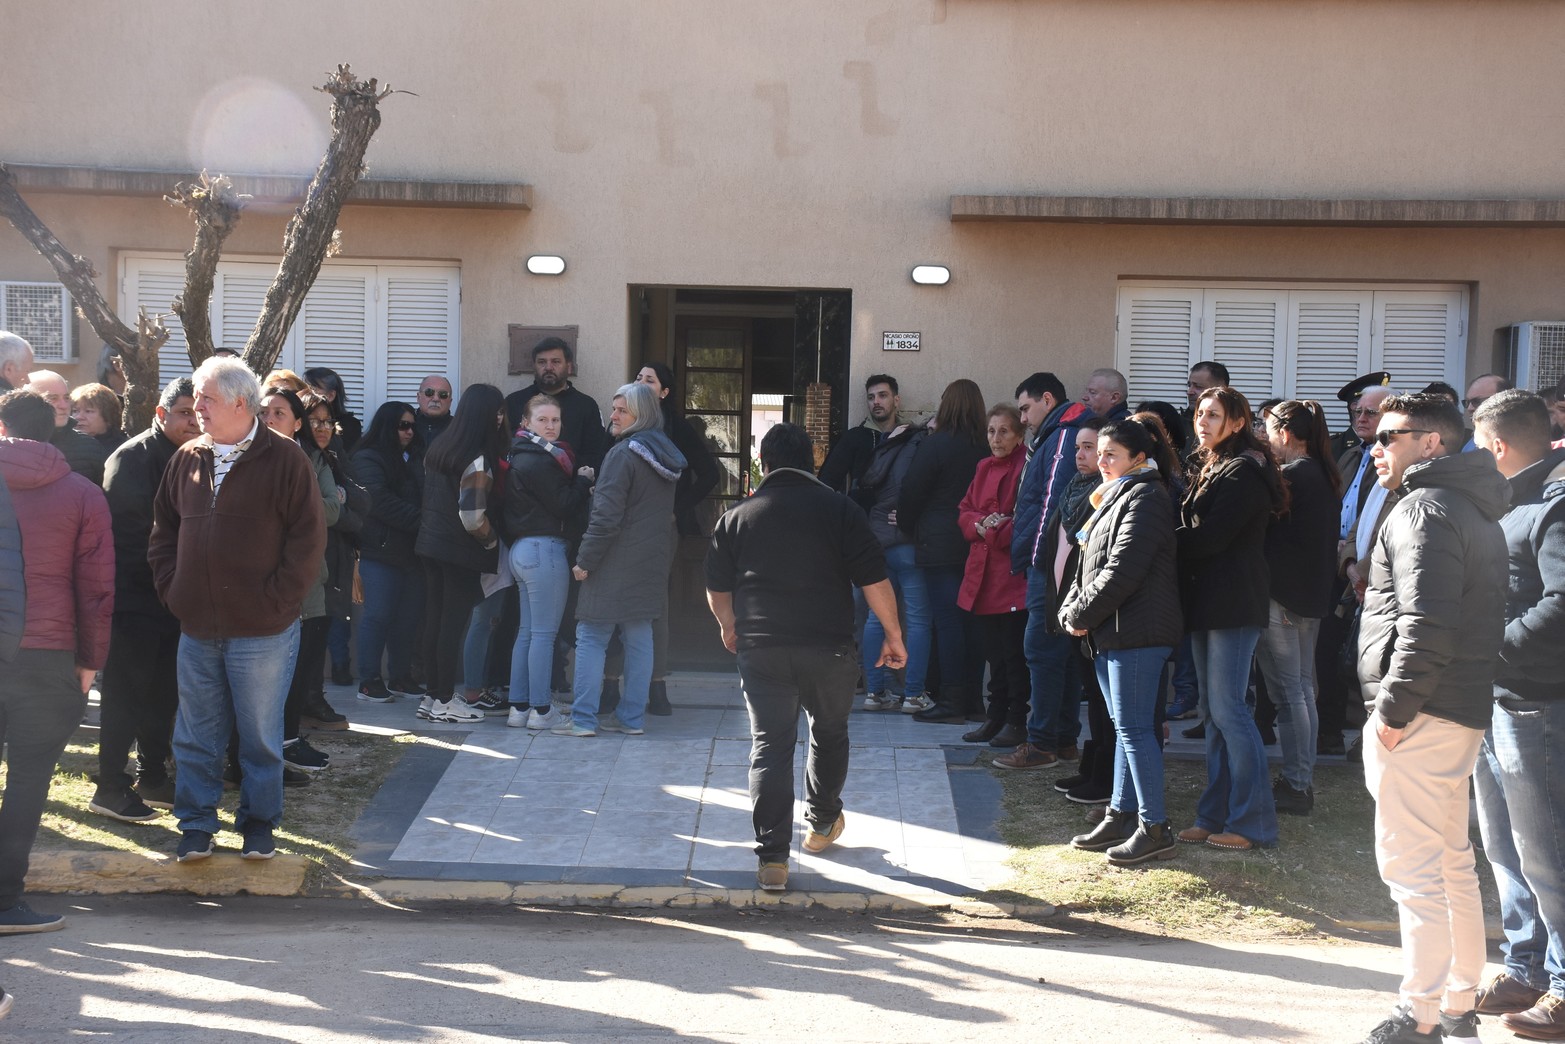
[1477, 971, 1546, 1015]
[1502, 993, 1565, 1040]
[1057, 745, 1080, 762]
[1177, 825, 1213, 844]
[1205, 832, 1255, 851]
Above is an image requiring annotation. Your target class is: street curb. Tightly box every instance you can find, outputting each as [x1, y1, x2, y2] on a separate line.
[24, 849, 1053, 917]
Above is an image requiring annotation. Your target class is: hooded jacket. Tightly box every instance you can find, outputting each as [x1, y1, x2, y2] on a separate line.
[0, 437, 113, 668]
[1494, 447, 1565, 705]
[0, 474, 25, 663]
[576, 429, 686, 624]
[1357, 450, 1510, 729]
[1011, 400, 1093, 575]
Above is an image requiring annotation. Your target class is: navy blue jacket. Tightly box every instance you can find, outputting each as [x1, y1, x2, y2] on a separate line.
[1011, 401, 1093, 574]
[1496, 447, 1565, 705]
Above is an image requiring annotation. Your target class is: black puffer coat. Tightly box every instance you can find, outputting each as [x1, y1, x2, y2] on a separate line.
[897, 430, 987, 568]
[1358, 450, 1510, 729]
[1059, 470, 1183, 651]
[1495, 449, 1565, 705]
[501, 437, 592, 542]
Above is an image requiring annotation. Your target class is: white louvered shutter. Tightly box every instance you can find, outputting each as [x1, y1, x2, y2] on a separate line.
[1117, 287, 1200, 405]
[1287, 291, 1372, 427]
[1373, 291, 1464, 393]
[122, 257, 193, 380]
[380, 268, 460, 411]
[299, 269, 373, 412]
[215, 264, 274, 357]
[1202, 288, 1286, 401]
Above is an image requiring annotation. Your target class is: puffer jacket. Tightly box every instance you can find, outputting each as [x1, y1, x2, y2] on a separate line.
[351, 445, 422, 567]
[576, 430, 686, 624]
[1494, 447, 1565, 705]
[957, 450, 1028, 614]
[415, 455, 499, 575]
[501, 436, 592, 542]
[1058, 468, 1183, 651]
[897, 430, 988, 568]
[0, 474, 23, 663]
[1358, 450, 1510, 729]
[1178, 453, 1277, 631]
[859, 422, 925, 548]
[1011, 400, 1094, 574]
[0, 437, 113, 668]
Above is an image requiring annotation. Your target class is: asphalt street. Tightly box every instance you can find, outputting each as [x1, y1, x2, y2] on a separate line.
[4, 895, 1415, 1042]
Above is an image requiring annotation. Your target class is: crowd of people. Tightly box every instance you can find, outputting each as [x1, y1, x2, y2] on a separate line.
[0, 323, 1562, 1041]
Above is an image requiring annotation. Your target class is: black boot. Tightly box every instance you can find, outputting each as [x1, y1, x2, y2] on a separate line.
[988, 723, 1026, 748]
[647, 679, 672, 717]
[962, 720, 1003, 743]
[1071, 806, 1136, 851]
[1273, 776, 1315, 816]
[600, 677, 621, 715]
[1106, 820, 1178, 866]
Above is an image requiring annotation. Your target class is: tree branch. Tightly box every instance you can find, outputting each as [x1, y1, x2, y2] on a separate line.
[242, 65, 391, 374]
[167, 171, 245, 366]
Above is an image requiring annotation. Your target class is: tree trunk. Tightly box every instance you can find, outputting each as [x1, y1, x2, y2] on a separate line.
[168, 172, 244, 367]
[0, 164, 166, 432]
[242, 66, 392, 375]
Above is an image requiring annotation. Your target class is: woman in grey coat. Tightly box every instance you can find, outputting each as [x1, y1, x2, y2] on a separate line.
[558, 382, 687, 737]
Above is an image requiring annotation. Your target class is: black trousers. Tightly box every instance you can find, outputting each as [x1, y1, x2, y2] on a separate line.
[737, 643, 859, 865]
[979, 611, 1030, 726]
[284, 616, 332, 739]
[1, 650, 87, 908]
[98, 611, 179, 790]
[1314, 581, 1355, 739]
[420, 558, 483, 699]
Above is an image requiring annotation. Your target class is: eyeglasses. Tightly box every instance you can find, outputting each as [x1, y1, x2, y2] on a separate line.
[397, 421, 416, 431]
[1350, 407, 1380, 418]
[420, 388, 450, 400]
[309, 419, 335, 430]
[1462, 396, 1489, 410]
[1373, 428, 1431, 447]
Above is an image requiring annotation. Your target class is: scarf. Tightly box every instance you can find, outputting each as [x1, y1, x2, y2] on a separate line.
[1077, 463, 1159, 543]
[518, 427, 575, 474]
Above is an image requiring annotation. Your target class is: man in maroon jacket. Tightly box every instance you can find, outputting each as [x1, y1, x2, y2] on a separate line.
[0, 390, 113, 934]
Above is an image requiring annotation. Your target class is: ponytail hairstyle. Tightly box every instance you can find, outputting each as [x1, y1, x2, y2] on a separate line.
[1128, 410, 1182, 486]
[1098, 417, 1173, 489]
[1266, 399, 1343, 498]
[1192, 386, 1289, 516]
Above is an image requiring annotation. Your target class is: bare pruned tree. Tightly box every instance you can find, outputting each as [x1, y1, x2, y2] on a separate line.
[0, 64, 393, 433]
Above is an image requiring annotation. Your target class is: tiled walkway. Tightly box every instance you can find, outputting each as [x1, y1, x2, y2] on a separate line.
[342, 673, 1014, 897]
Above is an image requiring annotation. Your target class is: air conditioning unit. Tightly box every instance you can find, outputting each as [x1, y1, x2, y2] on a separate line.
[1510, 321, 1565, 391]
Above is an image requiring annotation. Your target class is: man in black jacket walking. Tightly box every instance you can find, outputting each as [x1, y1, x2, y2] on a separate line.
[88, 378, 200, 823]
[706, 423, 905, 894]
[1356, 393, 1509, 1044]
[1469, 390, 1565, 1039]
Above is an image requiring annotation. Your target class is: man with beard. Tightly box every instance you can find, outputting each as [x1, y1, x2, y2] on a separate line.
[505, 337, 611, 471]
[818, 374, 902, 512]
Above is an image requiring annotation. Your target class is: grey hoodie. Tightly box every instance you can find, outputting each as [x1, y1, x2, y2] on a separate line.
[1358, 449, 1511, 730]
[576, 429, 687, 625]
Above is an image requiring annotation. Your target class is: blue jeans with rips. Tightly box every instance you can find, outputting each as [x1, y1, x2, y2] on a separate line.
[1253, 599, 1321, 791]
[862, 543, 930, 697]
[1474, 699, 1565, 998]
[172, 620, 300, 835]
[1023, 571, 1082, 750]
[508, 537, 571, 710]
[573, 619, 653, 731]
[1190, 626, 1278, 846]
[1096, 645, 1174, 824]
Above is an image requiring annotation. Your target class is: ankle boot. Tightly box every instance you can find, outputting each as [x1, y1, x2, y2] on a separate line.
[988, 723, 1027, 748]
[647, 679, 672, 717]
[1071, 806, 1136, 851]
[962, 720, 1003, 743]
[1106, 820, 1178, 866]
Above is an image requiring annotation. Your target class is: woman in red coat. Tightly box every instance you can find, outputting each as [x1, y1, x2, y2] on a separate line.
[957, 403, 1030, 746]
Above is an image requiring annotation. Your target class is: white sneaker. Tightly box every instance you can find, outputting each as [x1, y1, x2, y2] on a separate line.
[506, 706, 528, 728]
[900, 693, 935, 715]
[415, 695, 434, 720]
[431, 698, 485, 723]
[862, 691, 902, 712]
[598, 714, 643, 735]
[526, 706, 564, 730]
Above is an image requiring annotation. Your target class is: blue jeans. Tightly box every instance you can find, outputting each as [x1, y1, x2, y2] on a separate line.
[573, 619, 653, 730]
[357, 559, 422, 681]
[1474, 699, 1565, 997]
[1190, 626, 1278, 846]
[862, 543, 930, 696]
[1023, 571, 1082, 750]
[327, 614, 351, 672]
[1253, 600, 1320, 790]
[1096, 646, 1173, 824]
[173, 620, 300, 835]
[508, 537, 571, 710]
[462, 588, 511, 693]
[1169, 633, 1199, 714]
[925, 563, 982, 695]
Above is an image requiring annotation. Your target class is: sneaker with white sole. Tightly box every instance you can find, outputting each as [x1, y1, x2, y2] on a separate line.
[506, 706, 529, 728]
[550, 721, 596, 737]
[282, 737, 330, 772]
[357, 676, 394, 704]
[473, 687, 508, 711]
[431, 698, 485, 723]
[861, 691, 902, 712]
[900, 693, 935, 715]
[415, 695, 435, 720]
[527, 706, 565, 730]
[598, 715, 643, 735]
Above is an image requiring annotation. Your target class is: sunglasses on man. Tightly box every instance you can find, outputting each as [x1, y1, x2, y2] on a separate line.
[1373, 428, 1431, 447]
[420, 388, 450, 400]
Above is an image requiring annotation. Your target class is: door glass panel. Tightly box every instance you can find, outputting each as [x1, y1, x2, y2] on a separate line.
[712, 457, 745, 495]
[686, 372, 743, 412]
[689, 413, 742, 455]
[685, 328, 743, 368]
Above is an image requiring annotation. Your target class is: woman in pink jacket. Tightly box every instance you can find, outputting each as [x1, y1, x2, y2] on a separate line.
[956, 403, 1030, 747]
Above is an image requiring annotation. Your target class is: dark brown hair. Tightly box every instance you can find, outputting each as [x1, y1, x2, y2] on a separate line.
[1192, 386, 1288, 516]
[935, 378, 985, 445]
[1266, 399, 1344, 499]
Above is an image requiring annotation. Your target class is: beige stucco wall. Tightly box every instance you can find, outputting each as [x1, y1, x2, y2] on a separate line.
[4, 1, 1564, 415]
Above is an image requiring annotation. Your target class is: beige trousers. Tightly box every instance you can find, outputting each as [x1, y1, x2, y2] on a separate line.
[1363, 713, 1486, 1024]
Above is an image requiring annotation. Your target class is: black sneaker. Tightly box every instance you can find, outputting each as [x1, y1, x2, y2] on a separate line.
[1065, 781, 1112, 805]
[0, 901, 65, 934]
[87, 787, 161, 824]
[387, 677, 426, 698]
[1054, 773, 1088, 794]
[283, 764, 312, 787]
[135, 777, 175, 809]
[282, 737, 330, 772]
[1360, 1008, 1439, 1044]
[357, 676, 394, 703]
[176, 830, 215, 863]
[240, 824, 276, 861]
[1273, 776, 1315, 816]
[473, 688, 508, 712]
[1437, 1010, 1480, 1044]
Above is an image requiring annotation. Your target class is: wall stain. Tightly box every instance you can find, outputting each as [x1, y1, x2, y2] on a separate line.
[639, 89, 693, 166]
[867, 0, 947, 44]
[842, 61, 898, 137]
[754, 82, 809, 159]
[535, 81, 591, 154]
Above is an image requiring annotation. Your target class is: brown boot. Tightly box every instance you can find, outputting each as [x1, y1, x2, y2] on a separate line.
[1501, 994, 1565, 1040]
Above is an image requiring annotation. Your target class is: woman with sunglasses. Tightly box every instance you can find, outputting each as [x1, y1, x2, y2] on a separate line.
[1176, 385, 1287, 851]
[350, 401, 426, 704]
